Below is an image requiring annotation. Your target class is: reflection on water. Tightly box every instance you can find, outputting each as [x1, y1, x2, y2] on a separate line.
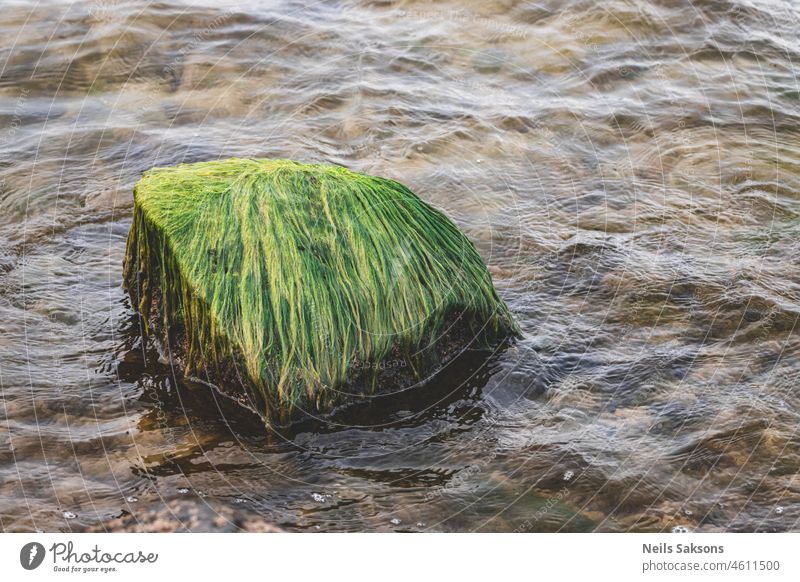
[1, 0, 799, 532]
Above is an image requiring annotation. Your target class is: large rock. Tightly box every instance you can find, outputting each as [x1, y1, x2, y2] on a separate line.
[123, 159, 516, 424]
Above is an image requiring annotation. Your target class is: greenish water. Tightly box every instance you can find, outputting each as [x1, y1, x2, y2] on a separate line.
[1, 0, 799, 532]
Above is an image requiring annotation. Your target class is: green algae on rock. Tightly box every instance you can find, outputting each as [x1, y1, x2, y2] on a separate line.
[123, 158, 517, 423]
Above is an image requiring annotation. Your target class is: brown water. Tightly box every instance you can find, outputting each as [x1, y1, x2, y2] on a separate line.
[1, 0, 799, 533]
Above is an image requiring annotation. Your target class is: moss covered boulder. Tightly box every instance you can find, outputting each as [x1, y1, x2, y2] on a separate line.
[123, 158, 516, 424]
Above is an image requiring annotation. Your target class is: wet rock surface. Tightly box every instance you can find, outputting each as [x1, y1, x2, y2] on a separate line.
[80, 498, 283, 533]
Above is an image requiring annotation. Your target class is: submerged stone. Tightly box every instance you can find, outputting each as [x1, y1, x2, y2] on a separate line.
[123, 158, 517, 424]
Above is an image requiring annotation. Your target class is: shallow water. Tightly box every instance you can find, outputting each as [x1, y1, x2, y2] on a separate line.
[1, 0, 799, 532]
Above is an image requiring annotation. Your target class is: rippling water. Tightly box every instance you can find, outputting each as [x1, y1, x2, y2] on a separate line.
[1, 0, 799, 532]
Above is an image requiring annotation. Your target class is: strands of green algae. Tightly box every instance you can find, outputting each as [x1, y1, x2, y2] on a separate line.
[123, 158, 517, 421]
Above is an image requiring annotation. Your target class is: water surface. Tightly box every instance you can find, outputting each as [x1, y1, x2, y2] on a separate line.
[1, 0, 799, 532]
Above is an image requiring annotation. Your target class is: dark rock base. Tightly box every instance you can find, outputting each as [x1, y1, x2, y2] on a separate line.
[140, 279, 494, 425]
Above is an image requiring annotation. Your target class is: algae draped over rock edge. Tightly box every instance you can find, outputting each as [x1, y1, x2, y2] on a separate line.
[123, 158, 518, 421]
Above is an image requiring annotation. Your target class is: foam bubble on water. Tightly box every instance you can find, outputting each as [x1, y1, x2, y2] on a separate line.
[63, 511, 77, 519]
[671, 525, 689, 533]
[390, 517, 401, 525]
[126, 496, 138, 503]
[177, 487, 190, 494]
[311, 493, 330, 503]
[775, 507, 784, 515]
[684, 509, 693, 516]
[563, 470, 574, 481]
[234, 497, 248, 504]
